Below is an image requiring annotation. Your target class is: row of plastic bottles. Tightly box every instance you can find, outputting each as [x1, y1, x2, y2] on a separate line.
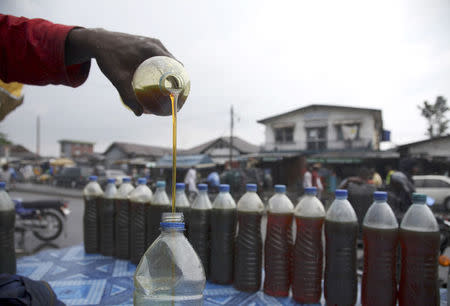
[83, 176, 182, 264]
[84, 176, 440, 305]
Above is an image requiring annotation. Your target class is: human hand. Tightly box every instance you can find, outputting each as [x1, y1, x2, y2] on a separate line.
[65, 28, 174, 116]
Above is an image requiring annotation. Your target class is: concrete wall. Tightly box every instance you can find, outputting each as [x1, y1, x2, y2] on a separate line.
[408, 138, 450, 157]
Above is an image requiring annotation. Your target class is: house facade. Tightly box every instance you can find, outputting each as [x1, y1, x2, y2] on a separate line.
[59, 140, 94, 158]
[258, 105, 383, 153]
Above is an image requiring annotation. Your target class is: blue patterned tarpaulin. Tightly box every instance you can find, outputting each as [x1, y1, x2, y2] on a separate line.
[17, 245, 448, 305]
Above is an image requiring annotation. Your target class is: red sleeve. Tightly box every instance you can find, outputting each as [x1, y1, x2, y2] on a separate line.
[0, 14, 90, 87]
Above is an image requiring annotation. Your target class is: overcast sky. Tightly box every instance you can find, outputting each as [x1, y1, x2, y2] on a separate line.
[1, 0, 449, 156]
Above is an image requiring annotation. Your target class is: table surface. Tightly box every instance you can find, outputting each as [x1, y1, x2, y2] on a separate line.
[17, 245, 448, 305]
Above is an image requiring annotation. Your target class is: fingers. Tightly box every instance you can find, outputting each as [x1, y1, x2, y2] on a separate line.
[117, 81, 144, 116]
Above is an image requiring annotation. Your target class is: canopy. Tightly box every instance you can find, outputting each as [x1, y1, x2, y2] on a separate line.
[156, 154, 215, 169]
[50, 158, 75, 167]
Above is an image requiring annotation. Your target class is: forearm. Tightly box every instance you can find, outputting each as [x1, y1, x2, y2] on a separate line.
[0, 14, 90, 87]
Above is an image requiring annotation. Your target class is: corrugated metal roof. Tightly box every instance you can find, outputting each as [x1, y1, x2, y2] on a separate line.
[156, 154, 215, 169]
[183, 136, 259, 154]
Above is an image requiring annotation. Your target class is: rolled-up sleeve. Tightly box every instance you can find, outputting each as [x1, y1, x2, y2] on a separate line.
[0, 14, 90, 87]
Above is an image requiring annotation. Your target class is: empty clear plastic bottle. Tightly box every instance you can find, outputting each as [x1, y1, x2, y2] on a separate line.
[210, 184, 237, 284]
[292, 186, 325, 304]
[130, 178, 152, 265]
[0, 182, 16, 274]
[188, 184, 212, 278]
[132, 56, 190, 116]
[146, 181, 170, 248]
[399, 193, 440, 306]
[99, 178, 117, 256]
[362, 191, 398, 306]
[83, 176, 103, 253]
[234, 183, 264, 292]
[175, 183, 190, 236]
[115, 177, 134, 259]
[324, 189, 358, 306]
[264, 184, 294, 297]
[134, 212, 205, 305]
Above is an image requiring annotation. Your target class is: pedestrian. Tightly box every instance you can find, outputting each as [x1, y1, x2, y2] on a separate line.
[184, 166, 198, 194]
[303, 164, 323, 197]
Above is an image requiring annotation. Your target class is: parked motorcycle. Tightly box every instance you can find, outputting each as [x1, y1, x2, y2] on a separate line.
[14, 199, 70, 243]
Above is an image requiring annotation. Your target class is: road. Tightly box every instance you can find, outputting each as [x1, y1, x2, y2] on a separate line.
[11, 190, 83, 257]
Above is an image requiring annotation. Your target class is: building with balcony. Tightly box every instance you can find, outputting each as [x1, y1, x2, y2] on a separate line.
[257, 104, 383, 153]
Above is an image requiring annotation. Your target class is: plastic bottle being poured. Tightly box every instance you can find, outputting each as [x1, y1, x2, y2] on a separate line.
[132, 56, 190, 116]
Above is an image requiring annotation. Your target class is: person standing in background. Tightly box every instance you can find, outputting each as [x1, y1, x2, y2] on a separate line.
[303, 164, 323, 198]
[184, 166, 198, 194]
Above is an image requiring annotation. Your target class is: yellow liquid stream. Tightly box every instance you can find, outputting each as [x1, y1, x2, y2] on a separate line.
[170, 94, 177, 214]
[170, 93, 177, 306]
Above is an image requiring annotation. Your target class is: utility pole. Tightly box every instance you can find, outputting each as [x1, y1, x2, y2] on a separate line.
[36, 115, 40, 157]
[229, 105, 234, 166]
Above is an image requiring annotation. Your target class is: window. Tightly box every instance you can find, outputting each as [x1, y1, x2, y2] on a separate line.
[335, 124, 360, 141]
[424, 179, 450, 188]
[306, 127, 327, 150]
[274, 127, 294, 143]
[414, 179, 425, 188]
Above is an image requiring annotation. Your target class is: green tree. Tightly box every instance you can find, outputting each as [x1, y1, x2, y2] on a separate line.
[0, 131, 12, 145]
[418, 96, 449, 138]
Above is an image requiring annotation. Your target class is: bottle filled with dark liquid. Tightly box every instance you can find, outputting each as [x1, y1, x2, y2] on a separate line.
[129, 178, 152, 265]
[83, 176, 103, 254]
[264, 184, 294, 297]
[99, 178, 117, 256]
[114, 177, 134, 260]
[0, 182, 16, 274]
[399, 193, 440, 306]
[188, 183, 212, 278]
[292, 186, 325, 304]
[146, 181, 170, 248]
[210, 184, 237, 284]
[132, 56, 190, 116]
[325, 189, 358, 306]
[175, 183, 190, 237]
[362, 191, 398, 306]
[234, 183, 264, 292]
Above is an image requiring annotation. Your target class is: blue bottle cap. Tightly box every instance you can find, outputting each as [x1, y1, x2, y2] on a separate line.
[274, 184, 286, 193]
[138, 178, 147, 185]
[198, 184, 208, 191]
[219, 184, 230, 192]
[107, 178, 116, 184]
[412, 193, 427, 204]
[122, 177, 131, 183]
[176, 183, 185, 190]
[335, 189, 348, 198]
[0, 182, 5, 189]
[305, 187, 317, 195]
[89, 176, 97, 181]
[374, 191, 387, 201]
[246, 183, 257, 192]
[156, 181, 166, 188]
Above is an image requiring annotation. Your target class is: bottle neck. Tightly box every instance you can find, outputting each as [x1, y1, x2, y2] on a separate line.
[160, 212, 185, 232]
[335, 196, 347, 201]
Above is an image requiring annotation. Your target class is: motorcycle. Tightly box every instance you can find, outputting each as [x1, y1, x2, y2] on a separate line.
[14, 199, 70, 245]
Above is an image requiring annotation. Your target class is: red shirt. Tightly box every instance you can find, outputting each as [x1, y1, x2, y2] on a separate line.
[0, 14, 90, 87]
